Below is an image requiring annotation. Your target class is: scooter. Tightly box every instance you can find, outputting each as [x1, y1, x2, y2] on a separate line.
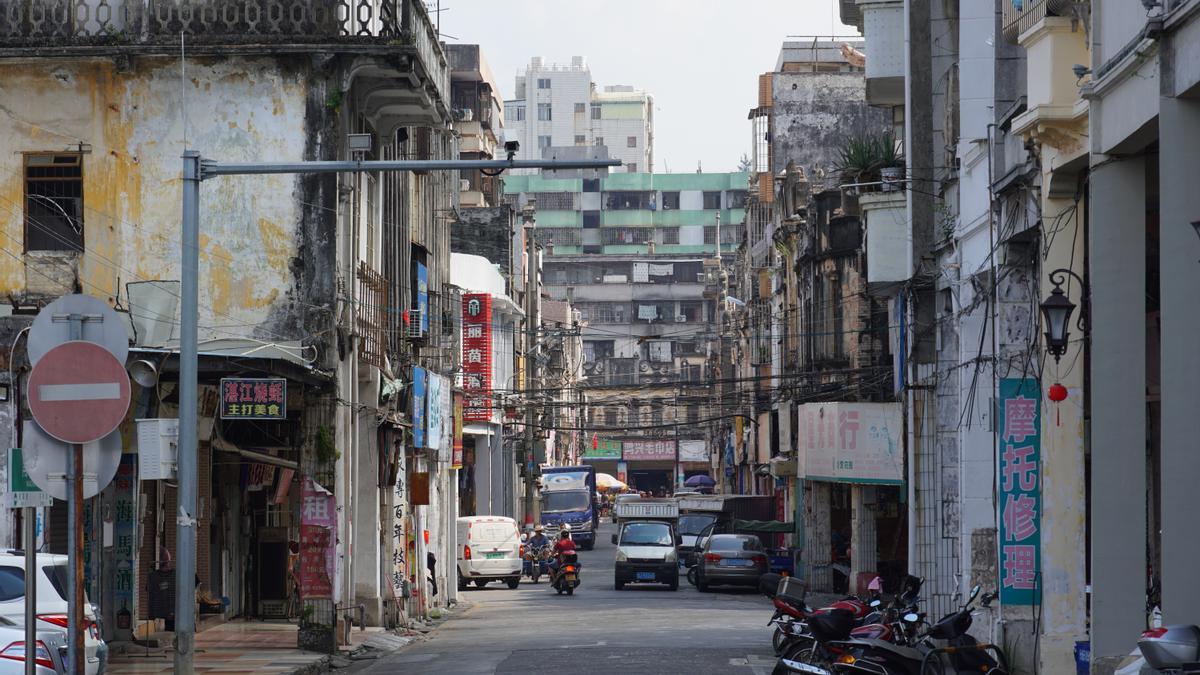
[523, 544, 551, 583]
[826, 585, 1007, 675]
[551, 552, 582, 596]
[1135, 625, 1200, 674]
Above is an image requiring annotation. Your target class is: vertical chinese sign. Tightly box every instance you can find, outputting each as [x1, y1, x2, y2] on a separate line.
[998, 377, 1041, 605]
[451, 392, 464, 469]
[461, 293, 493, 422]
[412, 366, 427, 448]
[113, 455, 137, 636]
[426, 371, 443, 456]
[300, 477, 336, 599]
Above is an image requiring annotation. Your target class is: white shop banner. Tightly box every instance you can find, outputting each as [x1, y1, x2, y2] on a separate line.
[796, 402, 903, 484]
[678, 439, 708, 463]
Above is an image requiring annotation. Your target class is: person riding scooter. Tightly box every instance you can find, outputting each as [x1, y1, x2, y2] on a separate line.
[549, 527, 578, 581]
[528, 524, 550, 550]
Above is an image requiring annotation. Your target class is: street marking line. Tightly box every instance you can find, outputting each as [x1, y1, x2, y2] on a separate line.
[39, 383, 121, 401]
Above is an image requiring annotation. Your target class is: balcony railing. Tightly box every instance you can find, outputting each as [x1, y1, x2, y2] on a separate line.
[1002, 0, 1087, 44]
[0, 0, 448, 102]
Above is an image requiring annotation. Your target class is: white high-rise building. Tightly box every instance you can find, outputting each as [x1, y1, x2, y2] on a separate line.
[505, 56, 653, 174]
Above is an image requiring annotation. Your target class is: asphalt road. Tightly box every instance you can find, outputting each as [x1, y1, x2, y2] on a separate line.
[351, 521, 781, 674]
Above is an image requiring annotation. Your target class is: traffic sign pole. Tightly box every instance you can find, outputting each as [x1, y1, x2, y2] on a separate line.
[24, 507, 34, 675]
[67, 317, 83, 675]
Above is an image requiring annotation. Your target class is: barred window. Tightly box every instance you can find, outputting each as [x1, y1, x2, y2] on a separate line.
[602, 228, 652, 245]
[530, 192, 575, 210]
[25, 153, 83, 252]
[659, 227, 680, 245]
[534, 228, 581, 246]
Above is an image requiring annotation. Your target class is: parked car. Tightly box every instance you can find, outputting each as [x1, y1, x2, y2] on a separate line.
[695, 534, 768, 592]
[456, 517, 522, 590]
[0, 552, 104, 674]
[0, 624, 67, 674]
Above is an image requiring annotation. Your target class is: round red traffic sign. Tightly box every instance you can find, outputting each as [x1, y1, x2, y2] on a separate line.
[28, 341, 131, 444]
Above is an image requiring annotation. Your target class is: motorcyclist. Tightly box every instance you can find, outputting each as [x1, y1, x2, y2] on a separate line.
[528, 524, 550, 550]
[549, 527, 578, 581]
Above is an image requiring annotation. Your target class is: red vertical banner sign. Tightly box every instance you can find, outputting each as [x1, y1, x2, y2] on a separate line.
[300, 477, 336, 599]
[452, 392, 464, 469]
[461, 293, 493, 422]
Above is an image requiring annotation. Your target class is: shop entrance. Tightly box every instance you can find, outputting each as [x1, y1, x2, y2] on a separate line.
[628, 469, 671, 496]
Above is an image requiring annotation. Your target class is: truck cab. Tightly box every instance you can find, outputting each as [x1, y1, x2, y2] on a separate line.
[538, 466, 598, 549]
[612, 499, 680, 591]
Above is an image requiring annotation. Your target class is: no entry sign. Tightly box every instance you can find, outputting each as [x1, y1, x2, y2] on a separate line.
[28, 341, 131, 444]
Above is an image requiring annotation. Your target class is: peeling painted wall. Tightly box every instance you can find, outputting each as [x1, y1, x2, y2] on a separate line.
[0, 56, 323, 342]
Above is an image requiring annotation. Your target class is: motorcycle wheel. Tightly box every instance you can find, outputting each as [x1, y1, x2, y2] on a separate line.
[566, 585, 574, 596]
[772, 627, 787, 655]
[781, 642, 819, 667]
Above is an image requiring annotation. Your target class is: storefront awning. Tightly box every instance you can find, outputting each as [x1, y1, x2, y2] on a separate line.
[212, 432, 299, 471]
[132, 338, 328, 384]
[733, 519, 794, 533]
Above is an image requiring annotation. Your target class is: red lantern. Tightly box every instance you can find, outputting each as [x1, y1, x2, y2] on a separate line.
[1048, 383, 1068, 402]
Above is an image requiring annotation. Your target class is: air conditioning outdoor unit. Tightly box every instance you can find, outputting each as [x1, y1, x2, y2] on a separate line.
[675, 315, 687, 322]
[137, 418, 179, 480]
[405, 309, 424, 339]
[459, 179, 471, 192]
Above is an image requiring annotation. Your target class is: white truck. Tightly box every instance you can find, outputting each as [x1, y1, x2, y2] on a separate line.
[611, 499, 680, 591]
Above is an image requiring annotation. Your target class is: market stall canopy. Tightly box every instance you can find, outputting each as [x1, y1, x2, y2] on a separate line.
[596, 473, 626, 490]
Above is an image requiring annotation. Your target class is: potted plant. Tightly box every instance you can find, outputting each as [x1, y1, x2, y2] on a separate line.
[877, 133, 905, 192]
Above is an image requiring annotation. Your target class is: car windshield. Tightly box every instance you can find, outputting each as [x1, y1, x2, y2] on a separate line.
[542, 491, 590, 512]
[678, 514, 717, 536]
[621, 522, 674, 546]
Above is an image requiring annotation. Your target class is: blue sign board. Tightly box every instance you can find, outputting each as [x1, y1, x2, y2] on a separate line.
[412, 366, 427, 448]
[416, 262, 429, 336]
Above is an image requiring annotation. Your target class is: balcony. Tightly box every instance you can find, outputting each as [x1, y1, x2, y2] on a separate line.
[0, 0, 448, 107]
[858, 0, 905, 106]
[1001, 0, 1085, 44]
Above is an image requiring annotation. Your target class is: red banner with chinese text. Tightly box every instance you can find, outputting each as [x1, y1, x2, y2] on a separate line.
[461, 294, 493, 422]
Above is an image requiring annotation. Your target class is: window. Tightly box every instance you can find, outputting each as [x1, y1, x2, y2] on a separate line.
[594, 136, 605, 147]
[574, 134, 586, 146]
[627, 163, 637, 173]
[586, 340, 615, 359]
[687, 403, 700, 424]
[0, 566, 24, 601]
[530, 192, 574, 209]
[591, 103, 602, 120]
[627, 136, 637, 148]
[582, 211, 600, 228]
[659, 227, 680, 245]
[661, 191, 680, 210]
[681, 362, 701, 382]
[602, 228, 652, 245]
[537, 78, 551, 89]
[25, 153, 83, 252]
[727, 189, 749, 209]
[610, 359, 636, 385]
[604, 191, 653, 210]
[534, 228, 581, 247]
[679, 301, 704, 322]
[537, 103, 552, 121]
[511, 106, 525, 121]
[604, 408, 617, 426]
[574, 102, 586, 114]
[702, 191, 722, 209]
[538, 135, 552, 149]
[650, 405, 664, 427]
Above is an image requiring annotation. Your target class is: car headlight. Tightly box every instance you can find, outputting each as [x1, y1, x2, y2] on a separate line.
[665, 550, 677, 563]
[615, 550, 628, 562]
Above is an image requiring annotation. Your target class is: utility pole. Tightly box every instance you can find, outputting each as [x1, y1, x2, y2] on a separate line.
[523, 204, 539, 527]
[174, 152, 617, 671]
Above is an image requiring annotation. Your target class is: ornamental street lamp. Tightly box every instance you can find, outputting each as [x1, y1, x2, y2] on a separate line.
[1040, 268, 1086, 362]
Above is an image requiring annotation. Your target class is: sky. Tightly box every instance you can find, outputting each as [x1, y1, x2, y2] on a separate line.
[438, 0, 859, 174]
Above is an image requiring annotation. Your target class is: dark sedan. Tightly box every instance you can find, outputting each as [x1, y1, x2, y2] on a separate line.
[695, 533, 768, 591]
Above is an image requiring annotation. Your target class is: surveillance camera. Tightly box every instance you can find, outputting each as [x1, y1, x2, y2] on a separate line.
[1071, 64, 1090, 80]
[504, 140, 520, 154]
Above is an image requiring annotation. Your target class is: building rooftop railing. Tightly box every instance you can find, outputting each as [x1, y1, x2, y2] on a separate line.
[0, 0, 448, 103]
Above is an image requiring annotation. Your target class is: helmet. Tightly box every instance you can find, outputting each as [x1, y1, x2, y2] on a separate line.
[534, 524, 544, 532]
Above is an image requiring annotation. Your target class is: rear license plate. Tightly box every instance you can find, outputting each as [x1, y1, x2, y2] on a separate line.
[566, 574, 576, 581]
[485, 552, 505, 559]
[722, 559, 753, 567]
[636, 571, 656, 581]
[785, 662, 830, 675]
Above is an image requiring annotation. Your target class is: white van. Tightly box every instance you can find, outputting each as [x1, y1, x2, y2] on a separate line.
[456, 516, 522, 590]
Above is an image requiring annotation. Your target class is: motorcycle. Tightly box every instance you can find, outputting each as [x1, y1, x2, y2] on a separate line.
[1132, 625, 1200, 674]
[826, 584, 1008, 675]
[550, 552, 582, 596]
[523, 544, 552, 583]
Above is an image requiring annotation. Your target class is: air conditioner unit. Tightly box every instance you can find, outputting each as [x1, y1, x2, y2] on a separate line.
[137, 418, 179, 480]
[593, 362, 604, 373]
[405, 309, 425, 339]
[459, 179, 471, 192]
[697, 273, 707, 283]
[675, 315, 687, 323]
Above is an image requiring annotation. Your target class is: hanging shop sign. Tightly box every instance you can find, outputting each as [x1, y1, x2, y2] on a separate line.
[3, 448, 53, 508]
[220, 377, 286, 420]
[299, 477, 336, 600]
[622, 439, 675, 461]
[582, 438, 622, 460]
[998, 377, 1041, 606]
[451, 392, 464, 469]
[426, 372, 444, 456]
[412, 366, 428, 448]
[796, 402, 903, 485]
[415, 261, 429, 337]
[461, 293, 493, 422]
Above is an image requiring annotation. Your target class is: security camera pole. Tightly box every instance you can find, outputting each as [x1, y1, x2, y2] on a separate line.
[176, 149, 618, 673]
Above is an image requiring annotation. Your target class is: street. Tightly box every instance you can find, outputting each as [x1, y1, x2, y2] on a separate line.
[350, 522, 778, 674]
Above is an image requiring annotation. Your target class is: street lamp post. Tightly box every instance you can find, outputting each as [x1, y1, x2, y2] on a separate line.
[1039, 268, 1086, 362]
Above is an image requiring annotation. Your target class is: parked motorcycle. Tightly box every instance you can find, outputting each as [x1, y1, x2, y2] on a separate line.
[826, 584, 1008, 675]
[551, 552, 581, 596]
[1134, 624, 1200, 674]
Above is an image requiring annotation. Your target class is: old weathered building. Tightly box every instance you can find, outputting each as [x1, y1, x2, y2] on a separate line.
[0, 0, 458, 650]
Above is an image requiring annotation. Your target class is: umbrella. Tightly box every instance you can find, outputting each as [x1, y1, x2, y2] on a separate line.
[596, 473, 626, 490]
[684, 474, 716, 488]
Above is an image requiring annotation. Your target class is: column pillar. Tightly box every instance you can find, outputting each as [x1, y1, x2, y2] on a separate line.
[849, 485, 878, 596]
[803, 482, 832, 591]
[1088, 156, 1147, 668]
[1157, 96, 1200, 621]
